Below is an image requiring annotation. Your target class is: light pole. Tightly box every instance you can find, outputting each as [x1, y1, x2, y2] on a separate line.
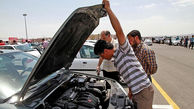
[23, 14, 28, 40]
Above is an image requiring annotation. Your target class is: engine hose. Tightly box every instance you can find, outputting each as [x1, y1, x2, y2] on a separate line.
[86, 88, 104, 103]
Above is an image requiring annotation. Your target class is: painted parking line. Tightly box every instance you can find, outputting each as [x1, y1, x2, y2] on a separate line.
[152, 77, 180, 109]
[153, 105, 173, 109]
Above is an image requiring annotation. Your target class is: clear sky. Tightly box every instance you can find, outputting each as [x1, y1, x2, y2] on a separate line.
[0, 0, 194, 40]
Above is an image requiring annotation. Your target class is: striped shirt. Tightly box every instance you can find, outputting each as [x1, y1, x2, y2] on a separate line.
[134, 43, 157, 75]
[113, 41, 151, 94]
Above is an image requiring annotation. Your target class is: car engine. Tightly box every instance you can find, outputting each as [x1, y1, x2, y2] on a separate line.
[43, 74, 133, 109]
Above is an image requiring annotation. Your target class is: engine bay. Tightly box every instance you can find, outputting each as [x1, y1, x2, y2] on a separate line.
[43, 74, 133, 109]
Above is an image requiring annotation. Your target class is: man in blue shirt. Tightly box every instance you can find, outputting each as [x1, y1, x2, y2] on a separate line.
[189, 35, 194, 49]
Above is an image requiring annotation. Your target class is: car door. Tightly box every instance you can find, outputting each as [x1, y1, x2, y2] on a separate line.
[70, 51, 83, 70]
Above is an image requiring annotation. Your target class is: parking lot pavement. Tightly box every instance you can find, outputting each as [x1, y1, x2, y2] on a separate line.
[152, 105, 173, 109]
[151, 43, 194, 109]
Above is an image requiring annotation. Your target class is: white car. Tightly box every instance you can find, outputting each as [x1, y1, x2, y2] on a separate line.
[0, 44, 41, 57]
[70, 42, 99, 74]
[144, 39, 152, 46]
[171, 38, 180, 46]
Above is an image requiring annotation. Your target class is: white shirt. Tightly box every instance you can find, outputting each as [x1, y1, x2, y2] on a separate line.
[102, 39, 118, 72]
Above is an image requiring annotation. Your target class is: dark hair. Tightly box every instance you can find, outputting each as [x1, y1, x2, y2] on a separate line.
[105, 31, 110, 36]
[127, 30, 142, 40]
[94, 40, 113, 55]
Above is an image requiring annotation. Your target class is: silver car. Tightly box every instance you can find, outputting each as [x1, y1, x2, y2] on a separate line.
[0, 44, 41, 57]
[144, 39, 152, 46]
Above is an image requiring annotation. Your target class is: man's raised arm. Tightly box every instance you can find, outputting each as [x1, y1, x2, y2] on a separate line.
[103, 0, 126, 45]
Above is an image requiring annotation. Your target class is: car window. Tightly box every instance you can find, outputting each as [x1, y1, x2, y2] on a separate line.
[80, 45, 99, 58]
[0, 46, 4, 49]
[14, 44, 33, 52]
[0, 46, 14, 50]
[4, 46, 14, 50]
[0, 52, 38, 100]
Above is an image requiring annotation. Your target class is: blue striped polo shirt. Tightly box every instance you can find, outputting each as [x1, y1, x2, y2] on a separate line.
[113, 40, 151, 94]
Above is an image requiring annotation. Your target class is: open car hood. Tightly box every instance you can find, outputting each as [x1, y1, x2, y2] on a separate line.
[20, 4, 106, 99]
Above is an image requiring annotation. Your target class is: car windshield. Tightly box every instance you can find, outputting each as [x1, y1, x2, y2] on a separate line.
[80, 45, 99, 58]
[171, 38, 177, 41]
[0, 52, 38, 100]
[14, 44, 34, 52]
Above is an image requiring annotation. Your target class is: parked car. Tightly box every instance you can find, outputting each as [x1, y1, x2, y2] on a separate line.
[171, 38, 180, 46]
[164, 39, 170, 44]
[153, 37, 160, 43]
[0, 44, 41, 57]
[0, 4, 133, 109]
[70, 42, 99, 72]
[29, 43, 43, 53]
[144, 39, 152, 46]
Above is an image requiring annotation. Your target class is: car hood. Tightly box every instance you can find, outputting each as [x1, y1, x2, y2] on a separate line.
[19, 4, 106, 99]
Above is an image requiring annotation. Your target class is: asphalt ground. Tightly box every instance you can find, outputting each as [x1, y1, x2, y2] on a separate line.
[150, 43, 194, 109]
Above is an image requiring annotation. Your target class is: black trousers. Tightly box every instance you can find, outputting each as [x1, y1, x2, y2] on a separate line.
[102, 70, 120, 81]
[190, 42, 194, 49]
[148, 74, 152, 83]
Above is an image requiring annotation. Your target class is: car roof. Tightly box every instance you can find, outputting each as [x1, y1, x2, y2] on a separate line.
[84, 42, 95, 47]
[0, 45, 15, 47]
[86, 40, 97, 43]
[0, 44, 29, 46]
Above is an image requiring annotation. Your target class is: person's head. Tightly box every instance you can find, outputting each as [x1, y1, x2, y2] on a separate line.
[100, 30, 112, 42]
[0, 40, 3, 43]
[42, 38, 45, 42]
[94, 40, 114, 60]
[127, 30, 142, 48]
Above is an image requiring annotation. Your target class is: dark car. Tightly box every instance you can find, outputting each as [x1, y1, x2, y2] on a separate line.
[0, 4, 134, 109]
